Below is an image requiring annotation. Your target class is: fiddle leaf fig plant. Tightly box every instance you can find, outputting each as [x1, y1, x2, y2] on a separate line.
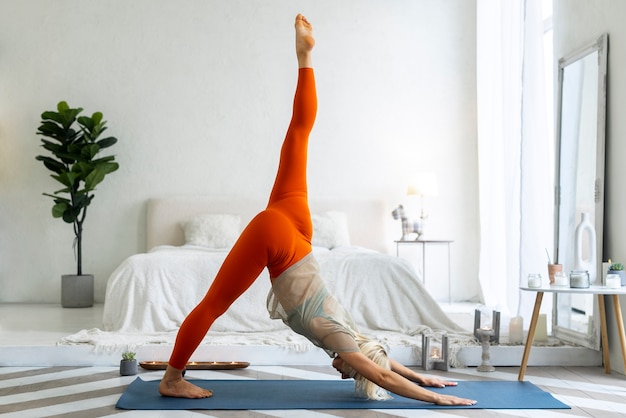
[36, 101, 119, 275]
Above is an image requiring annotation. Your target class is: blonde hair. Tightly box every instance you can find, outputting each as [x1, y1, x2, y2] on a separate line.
[341, 333, 392, 400]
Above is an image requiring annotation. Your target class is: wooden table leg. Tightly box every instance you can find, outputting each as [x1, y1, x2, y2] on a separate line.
[612, 295, 626, 374]
[598, 294, 611, 373]
[518, 291, 543, 381]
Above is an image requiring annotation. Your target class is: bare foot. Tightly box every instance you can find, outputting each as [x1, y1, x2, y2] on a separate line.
[295, 13, 314, 68]
[159, 366, 213, 398]
[159, 377, 213, 398]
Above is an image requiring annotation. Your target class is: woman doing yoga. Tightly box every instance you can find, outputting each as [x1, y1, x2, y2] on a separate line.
[159, 14, 476, 406]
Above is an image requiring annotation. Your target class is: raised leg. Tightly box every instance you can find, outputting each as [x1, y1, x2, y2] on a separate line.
[159, 14, 317, 399]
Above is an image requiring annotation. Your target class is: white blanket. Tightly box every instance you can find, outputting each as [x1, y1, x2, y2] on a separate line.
[61, 245, 472, 362]
[101, 245, 464, 335]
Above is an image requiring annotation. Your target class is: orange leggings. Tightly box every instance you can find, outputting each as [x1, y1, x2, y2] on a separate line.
[169, 68, 317, 369]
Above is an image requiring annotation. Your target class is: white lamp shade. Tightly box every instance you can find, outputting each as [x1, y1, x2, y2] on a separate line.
[407, 172, 439, 197]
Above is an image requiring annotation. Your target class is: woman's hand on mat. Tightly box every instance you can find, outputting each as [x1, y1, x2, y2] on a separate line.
[418, 376, 458, 388]
[433, 394, 478, 406]
[341, 352, 477, 406]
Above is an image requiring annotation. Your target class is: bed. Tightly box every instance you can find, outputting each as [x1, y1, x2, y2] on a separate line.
[62, 197, 472, 366]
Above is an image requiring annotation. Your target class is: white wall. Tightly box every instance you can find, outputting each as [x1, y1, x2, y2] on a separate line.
[554, 0, 626, 374]
[0, 0, 479, 303]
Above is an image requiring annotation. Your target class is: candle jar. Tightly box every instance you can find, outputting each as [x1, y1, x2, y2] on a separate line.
[527, 273, 542, 288]
[553, 271, 568, 286]
[605, 273, 621, 288]
[570, 270, 590, 288]
[421, 333, 449, 371]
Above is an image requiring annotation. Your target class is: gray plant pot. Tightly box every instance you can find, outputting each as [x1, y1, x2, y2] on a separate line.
[61, 274, 94, 308]
[120, 360, 138, 376]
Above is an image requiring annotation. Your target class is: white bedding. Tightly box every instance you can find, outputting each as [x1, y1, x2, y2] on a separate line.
[100, 245, 465, 338]
[59, 244, 474, 369]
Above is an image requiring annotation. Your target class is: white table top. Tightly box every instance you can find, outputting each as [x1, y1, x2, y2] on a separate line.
[520, 285, 626, 295]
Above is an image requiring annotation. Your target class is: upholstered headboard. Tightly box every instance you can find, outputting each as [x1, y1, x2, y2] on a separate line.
[146, 196, 392, 253]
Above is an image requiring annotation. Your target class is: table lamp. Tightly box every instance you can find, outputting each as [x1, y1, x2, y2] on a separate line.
[407, 172, 439, 237]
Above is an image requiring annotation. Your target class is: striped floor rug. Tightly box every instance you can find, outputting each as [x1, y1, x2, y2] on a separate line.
[1, 365, 624, 417]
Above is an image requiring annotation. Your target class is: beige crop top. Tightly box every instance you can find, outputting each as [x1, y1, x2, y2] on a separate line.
[266, 252, 360, 357]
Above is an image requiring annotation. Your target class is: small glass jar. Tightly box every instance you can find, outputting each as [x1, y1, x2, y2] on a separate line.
[527, 273, 542, 288]
[605, 273, 621, 288]
[553, 271, 568, 286]
[570, 270, 590, 288]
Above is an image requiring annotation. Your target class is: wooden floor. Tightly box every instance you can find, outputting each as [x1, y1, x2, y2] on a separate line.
[1, 364, 625, 417]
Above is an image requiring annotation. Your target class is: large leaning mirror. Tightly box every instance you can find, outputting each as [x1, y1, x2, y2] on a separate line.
[553, 33, 608, 350]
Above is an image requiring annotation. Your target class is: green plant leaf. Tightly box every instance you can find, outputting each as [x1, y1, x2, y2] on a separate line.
[43, 193, 70, 204]
[52, 171, 80, 189]
[79, 114, 106, 141]
[81, 144, 101, 160]
[39, 139, 64, 153]
[101, 161, 119, 174]
[52, 186, 72, 195]
[57, 103, 82, 129]
[53, 151, 80, 165]
[40, 111, 66, 126]
[92, 155, 116, 165]
[37, 121, 66, 139]
[62, 205, 81, 223]
[73, 192, 91, 209]
[84, 165, 107, 190]
[51, 202, 68, 218]
[97, 136, 117, 149]
[72, 161, 93, 178]
[36, 156, 66, 174]
[66, 143, 86, 159]
[91, 112, 103, 125]
[77, 115, 94, 131]
[87, 124, 106, 141]
[57, 101, 69, 112]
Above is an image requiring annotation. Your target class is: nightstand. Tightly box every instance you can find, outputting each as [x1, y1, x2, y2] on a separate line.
[394, 239, 454, 303]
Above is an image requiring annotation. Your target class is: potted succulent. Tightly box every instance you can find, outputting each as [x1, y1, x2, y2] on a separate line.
[36, 101, 119, 308]
[120, 351, 138, 376]
[608, 262, 626, 286]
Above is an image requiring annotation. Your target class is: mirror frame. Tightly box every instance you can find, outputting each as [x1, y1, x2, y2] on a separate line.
[553, 33, 608, 349]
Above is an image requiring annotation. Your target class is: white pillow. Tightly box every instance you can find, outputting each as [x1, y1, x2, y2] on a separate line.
[311, 211, 351, 249]
[182, 214, 241, 248]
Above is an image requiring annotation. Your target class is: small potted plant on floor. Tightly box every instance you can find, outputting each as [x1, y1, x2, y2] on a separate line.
[120, 351, 138, 376]
[36, 101, 119, 308]
[608, 262, 626, 286]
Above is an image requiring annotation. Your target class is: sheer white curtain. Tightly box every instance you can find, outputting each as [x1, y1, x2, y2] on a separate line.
[477, 0, 554, 323]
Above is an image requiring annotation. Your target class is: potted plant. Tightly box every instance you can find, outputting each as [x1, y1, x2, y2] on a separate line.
[608, 262, 626, 286]
[36, 101, 119, 308]
[120, 351, 138, 376]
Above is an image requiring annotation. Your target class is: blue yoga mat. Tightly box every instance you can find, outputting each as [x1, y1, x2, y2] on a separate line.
[116, 378, 570, 410]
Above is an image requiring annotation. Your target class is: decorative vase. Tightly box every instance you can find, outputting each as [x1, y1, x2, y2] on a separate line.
[120, 360, 138, 376]
[61, 274, 94, 308]
[574, 212, 597, 284]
